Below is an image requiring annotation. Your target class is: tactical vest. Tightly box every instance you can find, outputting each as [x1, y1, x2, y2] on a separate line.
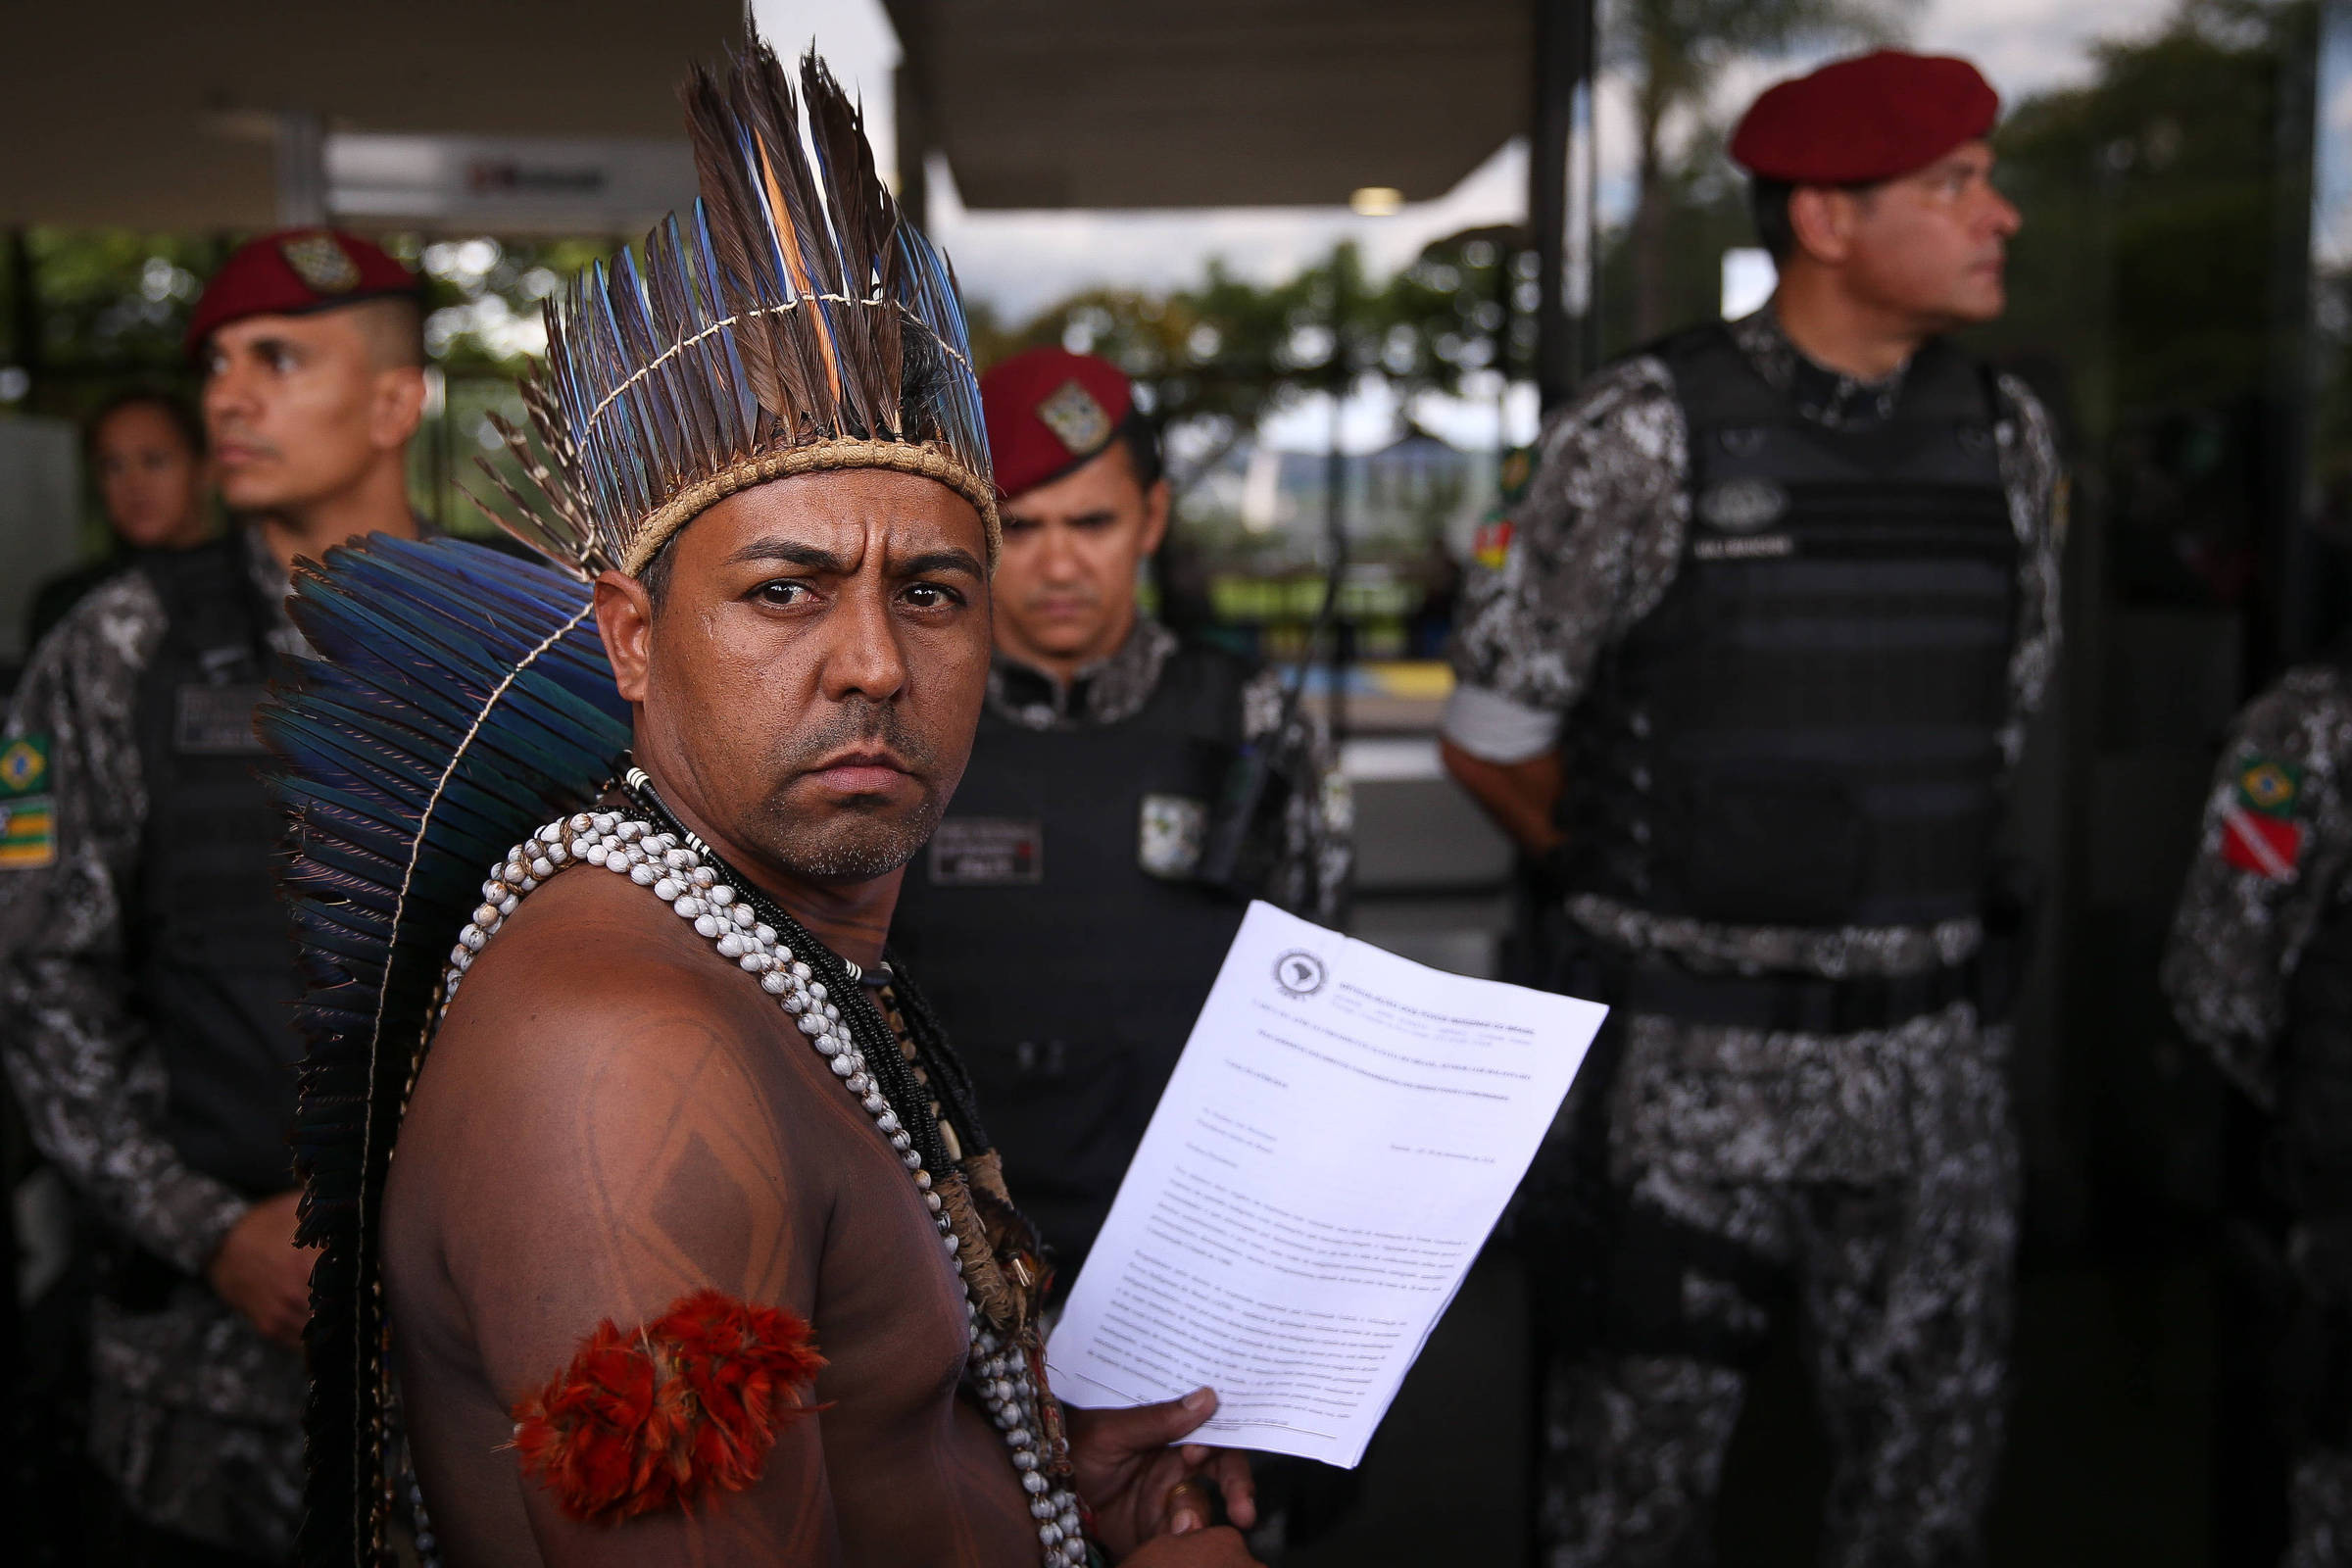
[1560, 325, 2020, 930]
[889, 642, 1256, 1273]
[130, 532, 306, 1198]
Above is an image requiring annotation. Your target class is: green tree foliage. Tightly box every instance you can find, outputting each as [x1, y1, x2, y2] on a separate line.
[977, 233, 1536, 496]
[1988, 0, 2311, 606]
[1994, 0, 2304, 421]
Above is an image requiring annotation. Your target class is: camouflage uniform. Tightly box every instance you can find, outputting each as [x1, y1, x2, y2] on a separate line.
[0, 526, 308, 1561]
[1445, 310, 2064, 1566]
[2163, 661, 2352, 1567]
[983, 614, 1352, 921]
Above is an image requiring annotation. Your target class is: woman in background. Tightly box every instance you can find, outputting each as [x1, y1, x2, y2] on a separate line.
[25, 390, 212, 648]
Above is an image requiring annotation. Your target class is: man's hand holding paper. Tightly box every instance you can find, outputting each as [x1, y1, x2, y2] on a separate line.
[1049, 903, 1606, 1467]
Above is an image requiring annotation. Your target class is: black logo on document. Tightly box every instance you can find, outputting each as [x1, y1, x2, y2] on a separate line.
[1273, 950, 1328, 998]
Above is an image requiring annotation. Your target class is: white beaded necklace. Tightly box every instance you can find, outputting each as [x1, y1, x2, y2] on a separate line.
[443, 801, 1088, 1566]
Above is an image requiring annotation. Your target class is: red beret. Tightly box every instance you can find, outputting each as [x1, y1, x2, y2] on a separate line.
[980, 347, 1136, 502]
[185, 229, 421, 357]
[1730, 50, 1999, 185]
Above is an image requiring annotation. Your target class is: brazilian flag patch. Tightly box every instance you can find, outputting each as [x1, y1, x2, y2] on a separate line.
[2236, 757, 2302, 816]
[0, 735, 55, 869]
[0, 734, 46, 797]
[2221, 753, 2305, 880]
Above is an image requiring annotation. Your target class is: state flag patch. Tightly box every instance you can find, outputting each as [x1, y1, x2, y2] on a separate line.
[0, 794, 54, 870]
[2222, 804, 2302, 880]
[1473, 518, 1514, 569]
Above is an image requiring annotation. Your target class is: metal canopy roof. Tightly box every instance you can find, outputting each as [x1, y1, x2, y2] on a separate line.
[0, 1, 738, 228]
[884, 0, 1532, 210]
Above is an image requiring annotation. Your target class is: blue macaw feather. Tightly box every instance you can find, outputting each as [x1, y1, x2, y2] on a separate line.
[263, 534, 627, 1563]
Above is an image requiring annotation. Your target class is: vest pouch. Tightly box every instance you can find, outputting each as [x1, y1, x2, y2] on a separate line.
[1676, 761, 1867, 926]
[958, 1014, 1152, 1271]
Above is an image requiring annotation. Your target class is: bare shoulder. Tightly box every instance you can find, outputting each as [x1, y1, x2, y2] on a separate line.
[388, 862, 843, 1345]
[416, 859, 778, 1118]
[386, 864, 861, 1564]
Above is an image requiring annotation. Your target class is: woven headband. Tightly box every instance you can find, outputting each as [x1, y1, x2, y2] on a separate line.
[619, 439, 1002, 576]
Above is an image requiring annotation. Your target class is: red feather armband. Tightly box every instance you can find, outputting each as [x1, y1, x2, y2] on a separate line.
[511, 1289, 824, 1525]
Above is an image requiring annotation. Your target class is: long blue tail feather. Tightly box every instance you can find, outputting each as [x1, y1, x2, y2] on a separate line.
[262, 535, 629, 1564]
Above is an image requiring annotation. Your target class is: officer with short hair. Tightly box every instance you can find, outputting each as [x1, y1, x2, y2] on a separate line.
[1440, 52, 2065, 1565]
[2165, 667, 2352, 1565]
[888, 347, 1350, 1282]
[0, 228, 428, 1564]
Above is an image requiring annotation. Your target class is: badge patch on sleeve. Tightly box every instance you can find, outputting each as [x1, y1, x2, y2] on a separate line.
[1139, 793, 1208, 879]
[0, 735, 54, 869]
[2221, 754, 2305, 880]
[1473, 518, 1514, 569]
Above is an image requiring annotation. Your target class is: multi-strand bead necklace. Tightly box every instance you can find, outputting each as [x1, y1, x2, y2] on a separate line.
[440, 775, 1088, 1567]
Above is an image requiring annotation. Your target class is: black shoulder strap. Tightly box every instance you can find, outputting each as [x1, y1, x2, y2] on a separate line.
[140, 533, 271, 667]
[1894, 337, 2000, 425]
[1152, 636, 1258, 747]
[1655, 320, 1786, 429]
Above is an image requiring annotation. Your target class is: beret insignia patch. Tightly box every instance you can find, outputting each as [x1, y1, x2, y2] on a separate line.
[279, 233, 362, 295]
[1037, 378, 1112, 457]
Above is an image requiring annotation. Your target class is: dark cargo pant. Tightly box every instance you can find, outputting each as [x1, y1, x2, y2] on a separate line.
[1530, 1001, 2018, 1568]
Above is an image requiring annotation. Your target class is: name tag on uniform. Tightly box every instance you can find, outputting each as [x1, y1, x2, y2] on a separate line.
[1693, 534, 1794, 563]
[174, 684, 269, 755]
[928, 816, 1043, 886]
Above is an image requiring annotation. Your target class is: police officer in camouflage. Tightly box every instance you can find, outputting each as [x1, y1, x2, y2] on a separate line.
[2165, 663, 2352, 1566]
[889, 348, 1350, 1284]
[0, 229, 427, 1565]
[1439, 52, 2063, 1567]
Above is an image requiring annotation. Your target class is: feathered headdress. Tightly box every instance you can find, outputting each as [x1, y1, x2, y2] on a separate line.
[478, 42, 998, 577]
[262, 40, 994, 1564]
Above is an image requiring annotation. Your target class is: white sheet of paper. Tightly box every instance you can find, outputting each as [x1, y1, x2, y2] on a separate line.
[1045, 901, 1606, 1467]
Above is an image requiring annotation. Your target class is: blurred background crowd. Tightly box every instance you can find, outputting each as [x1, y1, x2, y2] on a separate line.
[3, 0, 2350, 1563]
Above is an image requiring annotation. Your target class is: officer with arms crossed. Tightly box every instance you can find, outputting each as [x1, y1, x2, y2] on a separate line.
[0, 229, 427, 1565]
[1439, 52, 2064, 1566]
[2165, 660, 2352, 1566]
[890, 348, 1350, 1283]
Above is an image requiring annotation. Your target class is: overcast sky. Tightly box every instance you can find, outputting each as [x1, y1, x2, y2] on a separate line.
[752, 0, 2180, 449]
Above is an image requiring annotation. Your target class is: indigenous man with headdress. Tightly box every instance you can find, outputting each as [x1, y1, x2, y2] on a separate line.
[0, 228, 425, 1564]
[263, 43, 1258, 1568]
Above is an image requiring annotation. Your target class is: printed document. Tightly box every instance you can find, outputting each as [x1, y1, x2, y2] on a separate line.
[1046, 902, 1605, 1466]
